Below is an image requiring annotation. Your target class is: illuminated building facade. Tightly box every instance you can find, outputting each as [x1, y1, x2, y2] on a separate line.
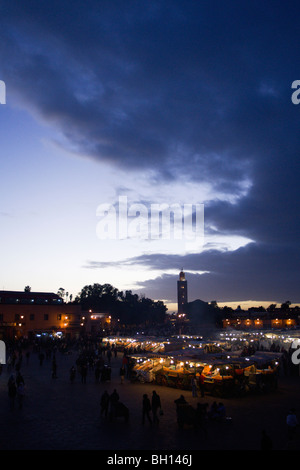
[0, 290, 83, 340]
[222, 311, 299, 329]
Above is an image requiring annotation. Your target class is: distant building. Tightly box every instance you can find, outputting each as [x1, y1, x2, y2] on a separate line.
[222, 307, 300, 330]
[177, 269, 188, 314]
[0, 290, 83, 340]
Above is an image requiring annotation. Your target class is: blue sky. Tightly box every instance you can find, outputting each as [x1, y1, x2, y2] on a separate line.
[0, 1, 300, 312]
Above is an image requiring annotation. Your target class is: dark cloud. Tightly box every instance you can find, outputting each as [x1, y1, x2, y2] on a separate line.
[1, 1, 300, 302]
[93, 242, 299, 304]
[2, 2, 296, 182]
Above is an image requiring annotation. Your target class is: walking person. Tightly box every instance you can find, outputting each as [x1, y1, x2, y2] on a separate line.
[81, 362, 87, 384]
[151, 390, 161, 425]
[142, 394, 152, 425]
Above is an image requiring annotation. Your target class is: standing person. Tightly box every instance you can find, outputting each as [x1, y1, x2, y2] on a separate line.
[191, 376, 198, 397]
[286, 408, 299, 440]
[209, 401, 219, 420]
[199, 373, 205, 397]
[39, 351, 45, 366]
[175, 395, 187, 407]
[16, 371, 25, 387]
[142, 394, 152, 425]
[17, 382, 25, 410]
[107, 349, 112, 364]
[95, 362, 101, 383]
[260, 429, 273, 450]
[151, 390, 161, 425]
[52, 356, 57, 378]
[26, 350, 30, 365]
[110, 389, 119, 417]
[100, 390, 110, 418]
[120, 366, 125, 384]
[8, 375, 17, 411]
[70, 366, 76, 383]
[122, 353, 129, 377]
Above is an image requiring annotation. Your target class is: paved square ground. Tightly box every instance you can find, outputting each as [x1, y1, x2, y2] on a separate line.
[1, 347, 300, 451]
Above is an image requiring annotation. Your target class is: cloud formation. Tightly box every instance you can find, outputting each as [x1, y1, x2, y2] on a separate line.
[1, 1, 299, 303]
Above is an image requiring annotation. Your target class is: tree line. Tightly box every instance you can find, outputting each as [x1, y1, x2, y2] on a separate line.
[71, 283, 167, 327]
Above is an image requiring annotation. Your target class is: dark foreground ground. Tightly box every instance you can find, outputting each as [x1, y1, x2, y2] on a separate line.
[0, 347, 299, 453]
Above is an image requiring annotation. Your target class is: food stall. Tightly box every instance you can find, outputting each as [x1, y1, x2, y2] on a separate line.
[129, 355, 164, 383]
[153, 356, 201, 389]
[128, 350, 205, 388]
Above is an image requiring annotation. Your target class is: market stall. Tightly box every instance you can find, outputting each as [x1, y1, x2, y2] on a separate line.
[104, 332, 286, 396]
[101, 336, 177, 354]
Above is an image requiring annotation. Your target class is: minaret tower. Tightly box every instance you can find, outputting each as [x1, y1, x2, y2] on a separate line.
[177, 268, 188, 314]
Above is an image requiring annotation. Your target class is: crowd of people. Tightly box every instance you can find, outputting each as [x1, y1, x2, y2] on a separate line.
[1, 335, 300, 450]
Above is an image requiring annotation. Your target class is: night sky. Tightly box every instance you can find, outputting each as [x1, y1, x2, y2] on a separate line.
[0, 1, 299, 311]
